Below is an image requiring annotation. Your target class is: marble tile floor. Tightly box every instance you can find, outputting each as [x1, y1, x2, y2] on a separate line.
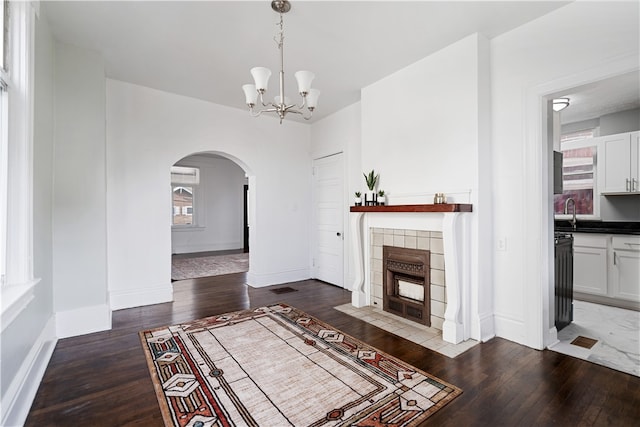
[334, 303, 478, 358]
[549, 300, 639, 377]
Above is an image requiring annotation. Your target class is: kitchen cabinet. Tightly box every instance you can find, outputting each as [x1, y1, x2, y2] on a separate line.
[610, 235, 640, 301]
[599, 131, 640, 194]
[573, 234, 608, 296]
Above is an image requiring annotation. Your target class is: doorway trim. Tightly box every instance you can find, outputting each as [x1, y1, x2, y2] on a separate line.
[169, 150, 255, 280]
[523, 54, 639, 350]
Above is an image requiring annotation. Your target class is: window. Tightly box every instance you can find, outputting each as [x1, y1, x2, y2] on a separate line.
[554, 130, 598, 217]
[171, 166, 199, 227]
[172, 186, 193, 225]
[1, 1, 38, 328]
[1, 0, 11, 287]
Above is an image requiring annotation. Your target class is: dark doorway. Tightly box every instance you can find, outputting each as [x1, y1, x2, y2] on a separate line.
[243, 184, 249, 253]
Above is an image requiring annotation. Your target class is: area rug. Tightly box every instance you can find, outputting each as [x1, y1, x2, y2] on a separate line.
[171, 253, 249, 280]
[139, 304, 462, 427]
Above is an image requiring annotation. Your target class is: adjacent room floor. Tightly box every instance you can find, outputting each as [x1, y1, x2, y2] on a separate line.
[549, 299, 640, 377]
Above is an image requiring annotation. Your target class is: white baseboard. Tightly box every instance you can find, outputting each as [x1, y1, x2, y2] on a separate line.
[171, 242, 243, 255]
[493, 312, 527, 346]
[56, 304, 111, 338]
[109, 284, 173, 310]
[546, 326, 559, 349]
[1, 315, 57, 427]
[476, 312, 496, 343]
[246, 268, 310, 288]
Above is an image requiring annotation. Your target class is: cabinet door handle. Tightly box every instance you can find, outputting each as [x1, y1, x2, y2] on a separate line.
[626, 178, 631, 191]
[613, 251, 617, 265]
[633, 178, 638, 192]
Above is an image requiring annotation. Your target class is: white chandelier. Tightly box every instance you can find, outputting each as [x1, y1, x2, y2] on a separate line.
[242, 0, 319, 124]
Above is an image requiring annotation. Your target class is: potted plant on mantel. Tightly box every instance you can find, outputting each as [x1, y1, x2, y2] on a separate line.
[377, 190, 386, 206]
[363, 170, 379, 205]
[354, 191, 362, 206]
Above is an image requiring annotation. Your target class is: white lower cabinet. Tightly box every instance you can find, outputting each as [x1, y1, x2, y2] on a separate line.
[573, 234, 608, 296]
[610, 236, 640, 301]
[572, 233, 640, 305]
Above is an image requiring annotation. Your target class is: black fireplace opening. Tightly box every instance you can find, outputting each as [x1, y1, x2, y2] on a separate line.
[383, 246, 430, 326]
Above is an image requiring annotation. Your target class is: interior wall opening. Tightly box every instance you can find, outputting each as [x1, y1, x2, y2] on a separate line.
[170, 152, 251, 282]
[544, 69, 640, 377]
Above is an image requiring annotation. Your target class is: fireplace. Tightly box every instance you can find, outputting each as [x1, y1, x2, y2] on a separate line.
[349, 203, 474, 344]
[383, 246, 430, 326]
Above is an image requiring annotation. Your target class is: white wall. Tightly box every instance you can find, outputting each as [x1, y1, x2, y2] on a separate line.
[106, 80, 312, 310]
[600, 108, 640, 136]
[171, 154, 246, 254]
[360, 34, 494, 342]
[491, 1, 639, 347]
[52, 42, 110, 337]
[310, 102, 361, 288]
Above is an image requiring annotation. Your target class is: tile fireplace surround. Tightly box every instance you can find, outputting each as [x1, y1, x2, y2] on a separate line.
[370, 228, 446, 329]
[350, 204, 472, 344]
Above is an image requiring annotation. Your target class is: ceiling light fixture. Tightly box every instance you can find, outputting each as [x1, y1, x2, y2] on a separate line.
[242, 0, 319, 124]
[552, 98, 570, 112]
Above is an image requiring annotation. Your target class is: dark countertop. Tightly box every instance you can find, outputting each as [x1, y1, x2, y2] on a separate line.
[555, 220, 640, 235]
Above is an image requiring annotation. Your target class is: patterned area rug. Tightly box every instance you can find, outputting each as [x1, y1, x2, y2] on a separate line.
[171, 253, 249, 280]
[140, 304, 462, 427]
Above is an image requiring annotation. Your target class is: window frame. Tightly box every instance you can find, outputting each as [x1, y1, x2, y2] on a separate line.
[554, 137, 601, 220]
[171, 185, 196, 227]
[170, 165, 201, 229]
[1, 1, 39, 331]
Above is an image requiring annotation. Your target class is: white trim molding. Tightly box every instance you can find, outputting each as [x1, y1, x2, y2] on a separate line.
[246, 268, 310, 288]
[55, 304, 111, 338]
[1, 314, 56, 427]
[0, 278, 39, 332]
[523, 53, 640, 350]
[350, 210, 473, 344]
[109, 284, 173, 311]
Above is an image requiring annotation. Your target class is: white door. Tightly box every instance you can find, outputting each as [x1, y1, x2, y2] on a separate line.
[312, 153, 344, 287]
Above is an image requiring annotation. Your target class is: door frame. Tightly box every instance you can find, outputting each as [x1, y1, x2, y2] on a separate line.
[311, 152, 347, 288]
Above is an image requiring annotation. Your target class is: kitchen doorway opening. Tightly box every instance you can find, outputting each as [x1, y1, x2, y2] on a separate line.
[537, 67, 639, 377]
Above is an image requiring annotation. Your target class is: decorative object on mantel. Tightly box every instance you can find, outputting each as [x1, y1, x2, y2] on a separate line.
[363, 169, 379, 205]
[241, 0, 320, 124]
[354, 191, 362, 206]
[377, 190, 386, 205]
[434, 193, 447, 204]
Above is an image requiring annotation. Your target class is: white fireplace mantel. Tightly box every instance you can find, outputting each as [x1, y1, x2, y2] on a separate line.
[350, 204, 472, 344]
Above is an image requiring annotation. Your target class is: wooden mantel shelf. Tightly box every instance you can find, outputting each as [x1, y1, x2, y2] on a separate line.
[350, 203, 472, 213]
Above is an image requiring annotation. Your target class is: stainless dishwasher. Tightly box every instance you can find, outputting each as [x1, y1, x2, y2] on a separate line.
[555, 233, 574, 331]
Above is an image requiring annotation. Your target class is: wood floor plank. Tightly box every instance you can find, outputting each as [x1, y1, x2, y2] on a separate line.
[26, 274, 640, 426]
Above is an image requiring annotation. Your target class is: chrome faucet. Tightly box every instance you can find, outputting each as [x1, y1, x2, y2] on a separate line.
[564, 198, 577, 230]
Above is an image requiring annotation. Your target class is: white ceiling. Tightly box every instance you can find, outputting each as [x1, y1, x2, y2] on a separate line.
[558, 71, 640, 125]
[42, 0, 612, 124]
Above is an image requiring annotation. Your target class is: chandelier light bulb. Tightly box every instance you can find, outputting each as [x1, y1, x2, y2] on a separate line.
[306, 89, 320, 110]
[294, 71, 315, 95]
[242, 84, 258, 106]
[250, 67, 272, 92]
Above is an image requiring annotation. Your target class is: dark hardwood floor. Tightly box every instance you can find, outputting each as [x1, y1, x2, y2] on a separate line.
[26, 274, 640, 426]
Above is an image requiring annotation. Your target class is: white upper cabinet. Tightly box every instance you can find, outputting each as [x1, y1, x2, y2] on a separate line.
[599, 131, 640, 194]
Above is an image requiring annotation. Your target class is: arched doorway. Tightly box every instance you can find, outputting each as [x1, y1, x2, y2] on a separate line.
[169, 152, 252, 281]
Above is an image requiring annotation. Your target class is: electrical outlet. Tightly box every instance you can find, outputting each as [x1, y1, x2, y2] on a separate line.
[497, 237, 507, 251]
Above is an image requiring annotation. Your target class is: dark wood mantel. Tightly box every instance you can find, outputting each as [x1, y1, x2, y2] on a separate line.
[350, 203, 472, 213]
